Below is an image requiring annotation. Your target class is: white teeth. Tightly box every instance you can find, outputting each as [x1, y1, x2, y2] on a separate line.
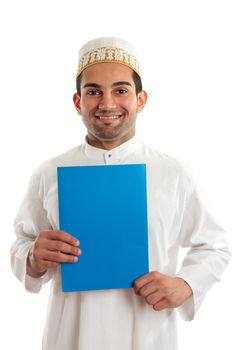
[96, 115, 121, 120]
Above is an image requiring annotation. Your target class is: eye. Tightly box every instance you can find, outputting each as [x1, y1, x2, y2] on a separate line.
[115, 88, 128, 94]
[87, 90, 101, 96]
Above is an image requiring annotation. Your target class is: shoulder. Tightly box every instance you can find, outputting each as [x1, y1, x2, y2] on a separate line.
[140, 142, 196, 191]
[140, 142, 188, 173]
[31, 144, 84, 182]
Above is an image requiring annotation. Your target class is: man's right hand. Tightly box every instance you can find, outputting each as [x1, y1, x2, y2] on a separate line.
[27, 230, 81, 278]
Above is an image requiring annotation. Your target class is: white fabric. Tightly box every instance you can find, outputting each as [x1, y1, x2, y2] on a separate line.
[11, 137, 231, 350]
[79, 37, 138, 60]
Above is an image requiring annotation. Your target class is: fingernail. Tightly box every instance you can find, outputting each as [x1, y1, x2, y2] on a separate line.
[74, 257, 78, 262]
[78, 249, 82, 255]
[75, 240, 80, 246]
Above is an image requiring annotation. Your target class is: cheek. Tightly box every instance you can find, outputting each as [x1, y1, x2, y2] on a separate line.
[122, 97, 137, 112]
[80, 98, 96, 115]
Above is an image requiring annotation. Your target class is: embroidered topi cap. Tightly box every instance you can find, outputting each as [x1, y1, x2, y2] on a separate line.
[76, 37, 140, 78]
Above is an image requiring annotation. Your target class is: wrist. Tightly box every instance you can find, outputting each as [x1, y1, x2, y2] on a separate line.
[27, 247, 47, 278]
[178, 277, 193, 298]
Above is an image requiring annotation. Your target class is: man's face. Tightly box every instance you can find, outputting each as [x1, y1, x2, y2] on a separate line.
[73, 63, 147, 149]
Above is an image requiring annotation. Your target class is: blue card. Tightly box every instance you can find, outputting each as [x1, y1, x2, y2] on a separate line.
[57, 164, 149, 292]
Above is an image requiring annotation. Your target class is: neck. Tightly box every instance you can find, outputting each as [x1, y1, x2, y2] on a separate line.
[86, 132, 135, 150]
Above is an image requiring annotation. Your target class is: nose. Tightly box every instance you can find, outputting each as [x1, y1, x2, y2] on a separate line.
[98, 91, 116, 109]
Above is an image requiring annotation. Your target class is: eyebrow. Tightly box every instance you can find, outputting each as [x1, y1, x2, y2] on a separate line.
[82, 81, 132, 89]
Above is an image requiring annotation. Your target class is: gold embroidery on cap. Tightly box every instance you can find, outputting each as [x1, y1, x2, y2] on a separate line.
[77, 47, 140, 77]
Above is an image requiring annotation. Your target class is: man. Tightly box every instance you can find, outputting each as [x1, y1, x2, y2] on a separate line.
[11, 37, 231, 350]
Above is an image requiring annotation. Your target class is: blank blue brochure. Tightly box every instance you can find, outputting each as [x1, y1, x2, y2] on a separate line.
[57, 164, 149, 292]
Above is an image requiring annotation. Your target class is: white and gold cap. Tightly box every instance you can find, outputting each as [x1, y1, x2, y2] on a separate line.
[77, 37, 140, 78]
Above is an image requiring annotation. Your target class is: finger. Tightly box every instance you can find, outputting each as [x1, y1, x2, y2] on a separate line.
[153, 298, 169, 311]
[133, 274, 154, 294]
[137, 281, 160, 298]
[44, 240, 81, 256]
[134, 271, 162, 294]
[47, 230, 80, 246]
[40, 250, 79, 263]
[146, 290, 166, 305]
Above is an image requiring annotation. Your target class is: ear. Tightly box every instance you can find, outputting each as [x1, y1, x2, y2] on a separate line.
[137, 90, 148, 113]
[73, 93, 82, 115]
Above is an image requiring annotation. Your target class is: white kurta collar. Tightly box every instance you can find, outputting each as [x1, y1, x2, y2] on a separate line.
[83, 136, 140, 163]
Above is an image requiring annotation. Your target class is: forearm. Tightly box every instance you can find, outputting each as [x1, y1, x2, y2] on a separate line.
[176, 243, 231, 321]
[10, 237, 53, 293]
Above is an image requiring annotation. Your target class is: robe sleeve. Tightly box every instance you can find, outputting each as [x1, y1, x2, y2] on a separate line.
[176, 167, 231, 321]
[10, 171, 54, 293]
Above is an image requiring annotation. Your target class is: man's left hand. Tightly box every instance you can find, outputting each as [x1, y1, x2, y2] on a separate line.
[133, 271, 193, 311]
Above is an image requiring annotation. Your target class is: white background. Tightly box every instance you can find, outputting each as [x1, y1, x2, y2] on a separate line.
[1, 0, 236, 349]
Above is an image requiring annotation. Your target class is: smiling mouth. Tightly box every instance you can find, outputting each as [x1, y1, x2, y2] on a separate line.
[95, 115, 123, 120]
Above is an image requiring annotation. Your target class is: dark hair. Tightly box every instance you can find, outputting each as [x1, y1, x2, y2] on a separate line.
[76, 69, 142, 96]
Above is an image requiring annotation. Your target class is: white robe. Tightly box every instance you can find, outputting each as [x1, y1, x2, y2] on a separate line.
[10, 137, 231, 350]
